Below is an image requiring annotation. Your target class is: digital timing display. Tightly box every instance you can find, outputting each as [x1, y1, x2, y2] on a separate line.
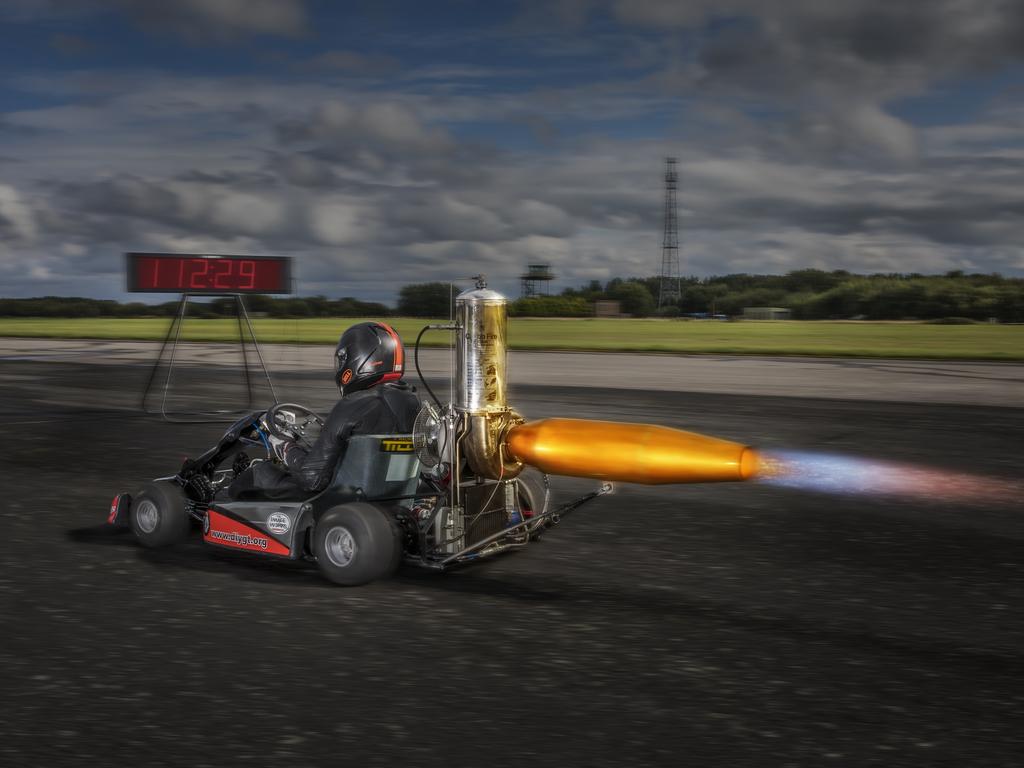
[126, 253, 292, 294]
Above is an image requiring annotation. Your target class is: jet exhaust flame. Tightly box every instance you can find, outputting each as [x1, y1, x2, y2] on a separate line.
[758, 450, 1022, 507]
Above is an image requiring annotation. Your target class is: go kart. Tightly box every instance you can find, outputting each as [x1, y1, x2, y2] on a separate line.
[107, 402, 609, 586]
[106, 277, 757, 587]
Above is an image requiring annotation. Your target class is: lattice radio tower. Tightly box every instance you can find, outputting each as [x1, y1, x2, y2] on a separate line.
[658, 157, 681, 308]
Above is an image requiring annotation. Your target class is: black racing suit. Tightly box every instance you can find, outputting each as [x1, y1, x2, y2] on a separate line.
[229, 381, 421, 501]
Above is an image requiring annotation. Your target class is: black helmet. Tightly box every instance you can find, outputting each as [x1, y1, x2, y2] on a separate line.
[334, 321, 404, 394]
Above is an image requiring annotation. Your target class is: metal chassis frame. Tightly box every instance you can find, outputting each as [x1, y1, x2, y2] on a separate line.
[141, 292, 278, 423]
[405, 482, 614, 571]
[407, 322, 618, 572]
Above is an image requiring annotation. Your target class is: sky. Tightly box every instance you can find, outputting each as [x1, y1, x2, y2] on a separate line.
[1, 0, 1024, 303]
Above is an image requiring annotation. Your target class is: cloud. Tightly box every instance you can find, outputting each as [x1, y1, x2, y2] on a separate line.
[3, 4, 1024, 300]
[118, 0, 308, 40]
[293, 50, 401, 76]
[53, 175, 298, 245]
[0, 1, 99, 22]
[140, 231, 264, 255]
[277, 100, 452, 153]
[2, 0, 309, 40]
[593, 1, 1024, 168]
[273, 97, 486, 188]
[308, 198, 378, 247]
[10, 66, 1024, 300]
[49, 33, 96, 56]
[0, 185, 38, 241]
[608, 1, 1024, 108]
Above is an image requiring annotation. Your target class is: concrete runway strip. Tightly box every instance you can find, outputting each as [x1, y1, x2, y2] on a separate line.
[1, 337, 1021, 407]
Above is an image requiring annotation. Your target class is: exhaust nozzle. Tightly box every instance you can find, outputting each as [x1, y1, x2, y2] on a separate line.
[505, 418, 758, 485]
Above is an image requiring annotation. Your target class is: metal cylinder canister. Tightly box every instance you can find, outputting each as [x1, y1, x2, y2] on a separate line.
[454, 285, 522, 480]
[455, 286, 508, 413]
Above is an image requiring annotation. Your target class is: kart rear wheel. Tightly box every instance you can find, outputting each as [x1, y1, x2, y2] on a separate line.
[130, 481, 191, 548]
[516, 469, 549, 517]
[516, 469, 549, 538]
[313, 503, 401, 586]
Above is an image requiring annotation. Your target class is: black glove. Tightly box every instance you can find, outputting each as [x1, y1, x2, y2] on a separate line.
[260, 417, 297, 465]
[232, 452, 252, 476]
[185, 473, 215, 503]
[267, 433, 295, 464]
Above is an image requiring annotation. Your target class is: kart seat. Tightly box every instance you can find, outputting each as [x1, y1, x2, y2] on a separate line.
[328, 434, 421, 507]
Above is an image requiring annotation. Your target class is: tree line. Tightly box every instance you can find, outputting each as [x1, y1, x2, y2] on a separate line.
[399, 271, 1024, 322]
[2, 270, 1022, 322]
[0, 295, 389, 319]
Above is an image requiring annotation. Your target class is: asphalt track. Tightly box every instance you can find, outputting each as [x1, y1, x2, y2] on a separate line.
[2, 353, 1023, 767]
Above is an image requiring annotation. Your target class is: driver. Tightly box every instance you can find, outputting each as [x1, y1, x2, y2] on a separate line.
[229, 321, 421, 500]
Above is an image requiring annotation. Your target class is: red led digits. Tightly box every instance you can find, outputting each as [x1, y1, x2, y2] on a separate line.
[188, 258, 210, 289]
[239, 260, 256, 290]
[127, 253, 291, 294]
[212, 259, 232, 290]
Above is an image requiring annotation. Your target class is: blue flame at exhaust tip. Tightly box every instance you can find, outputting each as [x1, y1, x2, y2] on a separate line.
[755, 450, 1022, 506]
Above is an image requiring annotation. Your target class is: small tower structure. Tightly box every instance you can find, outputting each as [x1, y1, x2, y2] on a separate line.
[520, 263, 554, 298]
[658, 157, 681, 308]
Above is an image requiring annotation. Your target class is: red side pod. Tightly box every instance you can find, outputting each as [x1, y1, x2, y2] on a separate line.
[203, 509, 290, 556]
[107, 493, 131, 526]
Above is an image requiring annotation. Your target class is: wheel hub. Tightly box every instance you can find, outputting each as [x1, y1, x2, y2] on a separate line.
[135, 499, 159, 534]
[323, 526, 357, 567]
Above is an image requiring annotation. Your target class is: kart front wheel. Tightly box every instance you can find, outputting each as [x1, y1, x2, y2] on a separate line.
[313, 503, 401, 586]
[130, 481, 191, 548]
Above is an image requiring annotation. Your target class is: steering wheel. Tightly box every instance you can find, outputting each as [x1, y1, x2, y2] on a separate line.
[264, 402, 325, 451]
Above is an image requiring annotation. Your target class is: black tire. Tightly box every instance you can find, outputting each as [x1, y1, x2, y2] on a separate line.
[130, 481, 191, 548]
[516, 469, 550, 539]
[516, 469, 549, 517]
[313, 503, 401, 586]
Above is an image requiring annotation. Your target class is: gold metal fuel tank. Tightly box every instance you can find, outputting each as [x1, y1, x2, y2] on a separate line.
[455, 282, 524, 480]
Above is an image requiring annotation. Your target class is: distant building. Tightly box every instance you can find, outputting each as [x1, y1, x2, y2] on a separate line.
[743, 306, 791, 320]
[593, 300, 623, 317]
[684, 312, 728, 321]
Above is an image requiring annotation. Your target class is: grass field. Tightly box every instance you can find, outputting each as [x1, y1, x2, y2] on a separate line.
[0, 317, 1021, 360]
